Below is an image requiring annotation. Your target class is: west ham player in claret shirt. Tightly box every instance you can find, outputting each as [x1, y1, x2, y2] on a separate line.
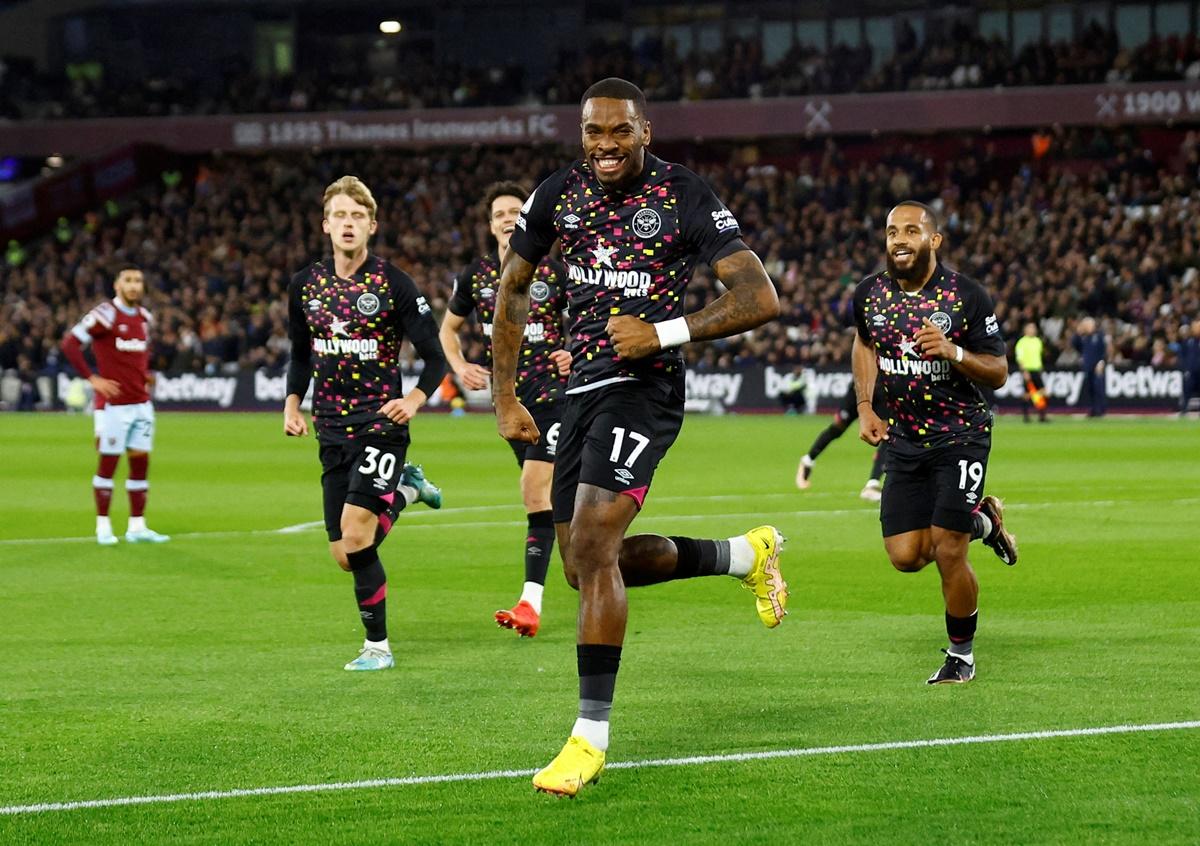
[853, 201, 1020, 686]
[439, 181, 571, 638]
[284, 176, 446, 672]
[492, 78, 790, 797]
[61, 265, 171, 546]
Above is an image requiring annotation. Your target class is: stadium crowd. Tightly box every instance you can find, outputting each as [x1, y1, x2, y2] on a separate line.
[2, 125, 1199, 405]
[3, 21, 1199, 119]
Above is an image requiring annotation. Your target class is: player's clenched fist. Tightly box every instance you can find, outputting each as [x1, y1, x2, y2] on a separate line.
[858, 405, 889, 446]
[495, 396, 540, 444]
[605, 315, 659, 360]
[915, 317, 956, 360]
[380, 394, 422, 425]
[284, 406, 309, 437]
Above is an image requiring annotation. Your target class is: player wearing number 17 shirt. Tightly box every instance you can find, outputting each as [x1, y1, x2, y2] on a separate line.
[492, 78, 790, 797]
[853, 201, 1020, 687]
[284, 176, 446, 672]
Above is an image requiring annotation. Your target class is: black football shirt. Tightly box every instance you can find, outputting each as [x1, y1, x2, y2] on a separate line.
[287, 254, 445, 442]
[853, 263, 1006, 451]
[447, 253, 568, 407]
[509, 153, 744, 394]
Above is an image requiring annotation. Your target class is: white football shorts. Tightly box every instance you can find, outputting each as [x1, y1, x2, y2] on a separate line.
[94, 401, 155, 455]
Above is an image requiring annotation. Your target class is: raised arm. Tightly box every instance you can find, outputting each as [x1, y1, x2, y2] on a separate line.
[492, 251, 539, 443]
[606, 248, 779, 359]
[686, 248, 780, 340]
[915, 317, 1008, 389]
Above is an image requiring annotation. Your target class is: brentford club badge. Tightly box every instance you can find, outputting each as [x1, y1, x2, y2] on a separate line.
[929, 311, 952, 334]
[356, 293, 381, 316]
[632, 207, 661, 238]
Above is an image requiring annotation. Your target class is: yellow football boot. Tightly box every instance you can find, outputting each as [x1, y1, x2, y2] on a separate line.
[532, 735, 605, 798]
[740, 525, 788, 628]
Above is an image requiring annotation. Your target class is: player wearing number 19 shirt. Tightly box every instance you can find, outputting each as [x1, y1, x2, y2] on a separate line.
[284, 176, 446, 672]
[853, 201, 1020, 686]
[492, 78, 790, 797]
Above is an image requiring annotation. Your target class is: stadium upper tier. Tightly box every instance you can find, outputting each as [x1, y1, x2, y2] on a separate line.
[2, 21, 1197, 120]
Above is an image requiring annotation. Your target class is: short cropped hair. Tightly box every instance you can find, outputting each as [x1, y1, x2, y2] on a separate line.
[891, 200, 939, 231]
[323, 175, 378, 220]
[580, 78, 647, 116]
[482, 181, 530, 220]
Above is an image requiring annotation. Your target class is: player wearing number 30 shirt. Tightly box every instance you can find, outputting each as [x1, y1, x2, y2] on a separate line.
[852, 201, 1020, 687]
[284, 176, 446, 673]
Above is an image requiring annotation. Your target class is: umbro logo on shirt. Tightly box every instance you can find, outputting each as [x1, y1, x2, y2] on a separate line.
[563, 214, 581, 229]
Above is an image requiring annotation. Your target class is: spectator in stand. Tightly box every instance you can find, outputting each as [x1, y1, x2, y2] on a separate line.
[0, 18, 1173, 118]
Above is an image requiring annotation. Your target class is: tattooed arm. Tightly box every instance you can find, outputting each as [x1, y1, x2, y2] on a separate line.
[606, 249, 780, 359]
[684, 249, 780, 341]
[492, 251, 539, 443]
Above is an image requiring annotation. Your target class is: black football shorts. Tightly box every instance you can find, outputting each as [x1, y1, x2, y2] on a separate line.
[880, 439, 991, 536]
[319, 429, 411, 542]
[551, 374, 685, 524]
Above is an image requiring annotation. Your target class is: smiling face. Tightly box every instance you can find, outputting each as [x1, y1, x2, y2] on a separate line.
[580, 96, 651, 190]
[489, 194, 523, 254]
[885, 204, 941, 284]
[322, 192, 377, 256]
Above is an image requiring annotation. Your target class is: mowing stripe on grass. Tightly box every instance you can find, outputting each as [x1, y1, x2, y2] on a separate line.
[2, 720, 1196, 816]
[1, 496, 1197, 546]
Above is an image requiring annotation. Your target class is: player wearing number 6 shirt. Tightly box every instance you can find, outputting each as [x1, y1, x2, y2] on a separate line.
[493, 78, 789, 798]
[61, 265, 170, 546]
[852, 201, 1019, 686]
[284, 176, 446, 672]
[439, 181, 571, 638]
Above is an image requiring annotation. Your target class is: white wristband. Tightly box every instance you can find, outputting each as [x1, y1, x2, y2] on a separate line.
[654, 317, 691, 349]
[954, 345, 964, 363]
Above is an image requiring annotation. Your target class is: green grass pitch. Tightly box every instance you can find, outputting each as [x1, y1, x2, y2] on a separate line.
[1, 410, 1197, 844]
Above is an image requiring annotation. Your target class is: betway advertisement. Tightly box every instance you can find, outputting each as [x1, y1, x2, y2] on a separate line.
[48, 365, 1184, 412]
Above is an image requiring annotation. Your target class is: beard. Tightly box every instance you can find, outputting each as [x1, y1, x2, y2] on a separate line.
[886, 243, 934, 283]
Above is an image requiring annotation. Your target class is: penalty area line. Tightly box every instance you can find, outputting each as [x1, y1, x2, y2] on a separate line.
[2, 719, 1197, 816]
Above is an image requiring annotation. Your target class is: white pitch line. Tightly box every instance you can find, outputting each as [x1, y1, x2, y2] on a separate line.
[2, 497, 1197, 547]
[1, 720, 1196, 816]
